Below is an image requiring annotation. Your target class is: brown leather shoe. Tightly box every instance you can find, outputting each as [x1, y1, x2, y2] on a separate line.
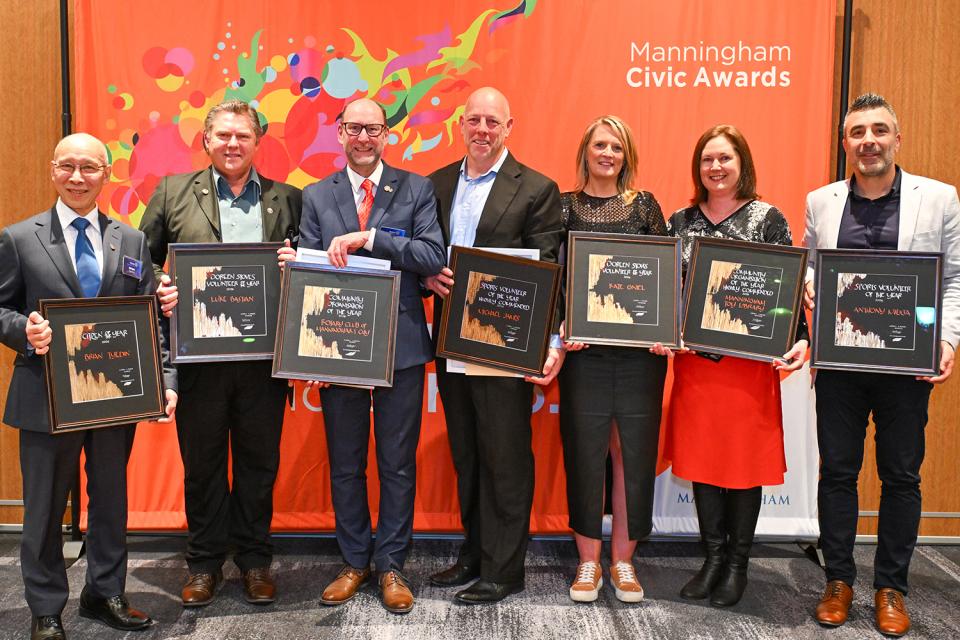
[181, 570, 223, 607]
[815, 580, 853, 627]
[320, 565, 370, 605]
[875, 588, 910, 637]
[242, 567, 276, 605]
[380, 571, 414, 614]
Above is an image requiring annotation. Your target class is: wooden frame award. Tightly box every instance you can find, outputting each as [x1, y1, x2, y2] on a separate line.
[565, 232, 682, 348]
[168, 242, 282, 363]
[436, 246, 562, 376]
[681, 237, 807, 361]
[40, 295, 166, 433]
[811, 249, 943, 376]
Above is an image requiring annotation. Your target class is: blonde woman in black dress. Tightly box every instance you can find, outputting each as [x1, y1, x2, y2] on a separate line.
[560, 116, 669, 603]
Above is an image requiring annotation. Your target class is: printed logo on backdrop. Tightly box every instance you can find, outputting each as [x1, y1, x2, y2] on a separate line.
[675, 490, 792, 506]
[93, 1, 538, 227]
[626, 40, 792, 88]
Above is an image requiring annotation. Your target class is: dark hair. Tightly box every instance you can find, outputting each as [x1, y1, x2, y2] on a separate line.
[844, 92, 899, 134]
[690, 124, 759, 204]
[202, 100, 263, 150]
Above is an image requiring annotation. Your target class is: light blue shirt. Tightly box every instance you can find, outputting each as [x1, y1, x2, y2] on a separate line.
[213, 167, 263, 243]
[449, 148, 509, 248]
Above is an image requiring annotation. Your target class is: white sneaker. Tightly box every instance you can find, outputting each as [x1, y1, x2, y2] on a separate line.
[569, 561, 603, 602]
[610, 561, 644, 602]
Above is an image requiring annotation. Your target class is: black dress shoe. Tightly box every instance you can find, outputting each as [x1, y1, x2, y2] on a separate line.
[430, 560, 480, 587]
[454, 579, 524, 604]
[31, 615, 65, 640]
[78, 587, 152, 631]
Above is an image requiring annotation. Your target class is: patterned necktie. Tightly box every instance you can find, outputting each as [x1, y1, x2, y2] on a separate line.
[71, 217, 101, 297]
[357, 178, 375, 231]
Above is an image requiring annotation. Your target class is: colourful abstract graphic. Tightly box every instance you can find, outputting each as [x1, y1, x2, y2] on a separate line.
[90, 2, 538, 227]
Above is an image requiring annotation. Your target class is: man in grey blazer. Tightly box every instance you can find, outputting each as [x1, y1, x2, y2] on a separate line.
[0, 133, 177, 640]
[298, 98, 444, 614]
[424, 87, 565, 604]
[139, 100, 301, 607]
[805, 94, 959, 637]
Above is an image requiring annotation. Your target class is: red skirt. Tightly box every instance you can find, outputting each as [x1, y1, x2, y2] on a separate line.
[664, 353, 786, 488]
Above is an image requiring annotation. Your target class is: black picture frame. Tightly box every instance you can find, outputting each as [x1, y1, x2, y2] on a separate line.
[437, 246, 562, 375]
[168, 242, 282, 363]
[40, 295, 166, 433]
[272, 262, 401, 387]
[811, 249, 943, 375]
[681, 237, 807, 361]
[565, 232, 682, 348]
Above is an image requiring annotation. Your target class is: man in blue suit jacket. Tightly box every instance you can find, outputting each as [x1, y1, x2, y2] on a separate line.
[298, 98, 445, 614]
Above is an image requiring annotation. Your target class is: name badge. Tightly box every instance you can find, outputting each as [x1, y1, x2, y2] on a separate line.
[122, 256, 144, 279]
[381, 226, 407, 238]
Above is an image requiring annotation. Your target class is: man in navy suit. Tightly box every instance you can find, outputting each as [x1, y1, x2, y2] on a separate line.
[0, 133, 177, 640]
[298, 98, 445, 613]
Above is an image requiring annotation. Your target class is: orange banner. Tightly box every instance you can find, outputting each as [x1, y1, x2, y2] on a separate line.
[74, 0, 836, 532]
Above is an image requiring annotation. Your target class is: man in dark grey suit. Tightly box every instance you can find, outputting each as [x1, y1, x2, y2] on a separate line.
[139, 100, 301, 607]
[424, 87, 564, 604]
[298, 97, 444, 614]
[0, 133, 177, 640]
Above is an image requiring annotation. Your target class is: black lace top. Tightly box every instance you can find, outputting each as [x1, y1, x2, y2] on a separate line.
[561, 191, 668, 236]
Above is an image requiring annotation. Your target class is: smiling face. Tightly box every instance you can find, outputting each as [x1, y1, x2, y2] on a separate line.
[337, 98, 387, 176]
[204, 111, 259, 181]
[698, 135, 741, 198]
[459, 88, 513, 172]
[842, 107, 900, 179]
[51, 134, 110, 215]
[584, 124, 625, 184]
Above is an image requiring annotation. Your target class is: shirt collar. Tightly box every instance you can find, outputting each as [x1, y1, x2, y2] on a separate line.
[459, 148, 509, 182]
[346, 162, 384, 194]
[849, 165, 902, 199]
[55, 198, 99, 231]
[212, 166, 260, 200]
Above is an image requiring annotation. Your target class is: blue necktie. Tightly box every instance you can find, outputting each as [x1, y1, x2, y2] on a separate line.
[71, 217, 101, 297]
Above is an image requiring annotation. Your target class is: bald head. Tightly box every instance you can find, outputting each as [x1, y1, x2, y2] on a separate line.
[460, 87, 513, 176]
[51, 132, 111, 215]
[53, 133, 109, 166]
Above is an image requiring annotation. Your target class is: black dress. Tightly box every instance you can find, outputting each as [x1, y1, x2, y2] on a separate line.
[558, 191, 669, 540]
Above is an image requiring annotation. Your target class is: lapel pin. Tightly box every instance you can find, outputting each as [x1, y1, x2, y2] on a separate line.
[110, 243, 117, 251]
[201, 188, 209, 195]
[384, 185, 394, 193]
[267, 207, 274, 214]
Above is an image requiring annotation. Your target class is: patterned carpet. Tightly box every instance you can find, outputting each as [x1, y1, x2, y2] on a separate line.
[0, 535, 957, 639]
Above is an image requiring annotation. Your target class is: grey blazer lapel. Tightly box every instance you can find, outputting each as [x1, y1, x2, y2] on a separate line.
[193, 169, 221, 239]
[332, 170, 361, 233]
[367, 164, 399, 231]
[475, 153, 521, 245]
[37, 208, 84, 297]
[898, 171, 922, 250]
[99, 213, 122, 291]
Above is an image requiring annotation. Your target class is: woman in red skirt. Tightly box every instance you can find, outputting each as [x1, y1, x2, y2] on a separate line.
[655, 124, 808, 607]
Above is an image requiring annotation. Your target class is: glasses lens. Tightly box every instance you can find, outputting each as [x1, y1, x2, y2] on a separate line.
[80, 165, 103, 175]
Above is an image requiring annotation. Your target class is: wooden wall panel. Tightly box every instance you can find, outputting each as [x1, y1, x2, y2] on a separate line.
[0, 0, 62, 524]
[0, 1, 957, 536]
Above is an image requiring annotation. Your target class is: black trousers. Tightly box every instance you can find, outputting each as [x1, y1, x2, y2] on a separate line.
[815, 370, 932, 594]
[19, 425, 134, 616]
[175, 361, 287, 574]
[436, 358, 535, 584]
[320, 365, 424, 574]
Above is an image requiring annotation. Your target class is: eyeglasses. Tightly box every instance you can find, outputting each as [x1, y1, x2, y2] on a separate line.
[341, 122, 387, 137]
[53, 162, 107, 176]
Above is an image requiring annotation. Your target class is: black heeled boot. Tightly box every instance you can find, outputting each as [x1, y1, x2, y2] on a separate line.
[710, 486, 762, 607]
[680, 482, 726, 600]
